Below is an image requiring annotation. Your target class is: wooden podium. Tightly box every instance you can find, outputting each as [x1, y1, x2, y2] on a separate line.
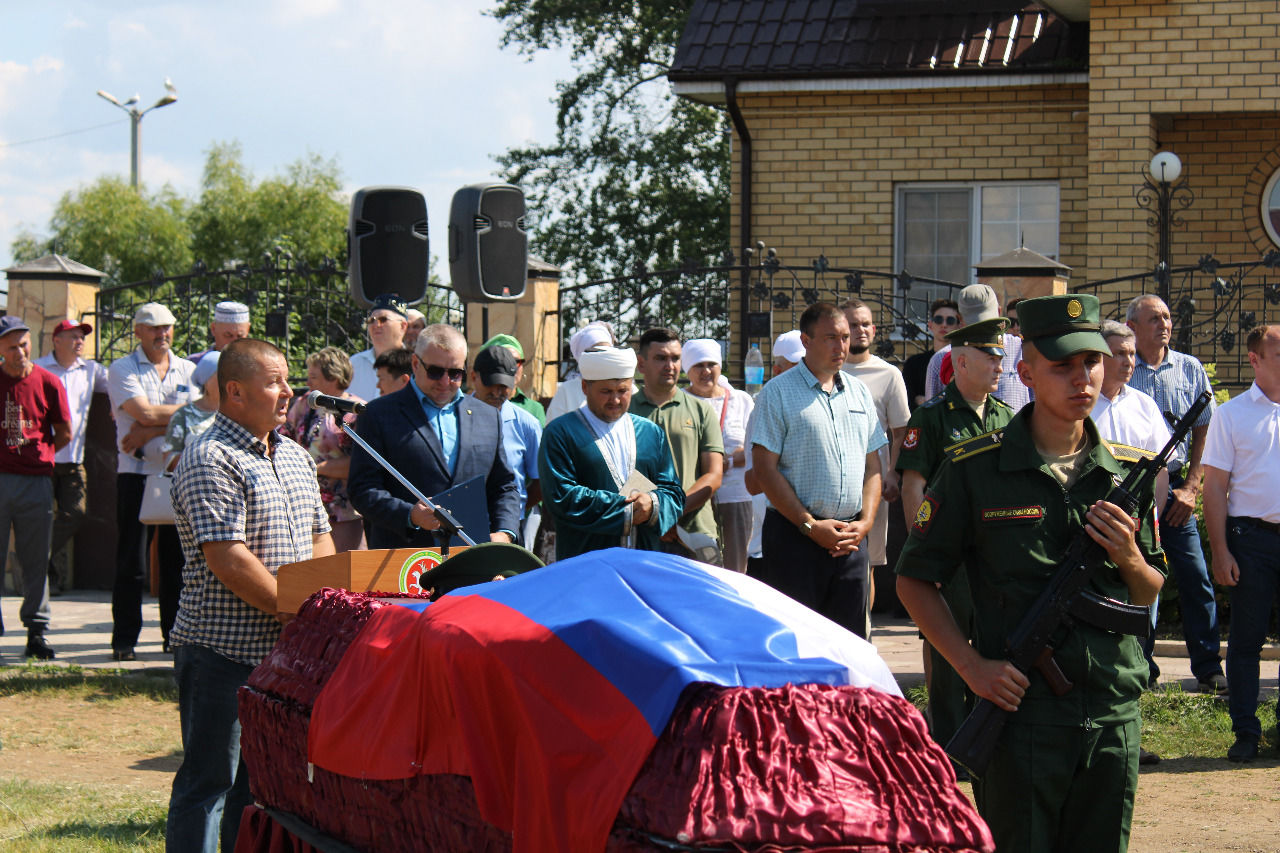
[277, 546, 468, 616]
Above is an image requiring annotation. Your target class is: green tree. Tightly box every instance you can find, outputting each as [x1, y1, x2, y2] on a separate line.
[10, 177, 192, 286]
[491, 0, 730, 284]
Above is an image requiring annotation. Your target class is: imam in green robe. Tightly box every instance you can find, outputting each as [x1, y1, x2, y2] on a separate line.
[539, 411, 685, 560]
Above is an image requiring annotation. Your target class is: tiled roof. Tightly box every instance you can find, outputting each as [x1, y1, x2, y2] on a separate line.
[669, 1, 1087, 81]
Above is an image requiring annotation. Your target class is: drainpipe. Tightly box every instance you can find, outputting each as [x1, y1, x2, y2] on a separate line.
[724, 78, 753, 378]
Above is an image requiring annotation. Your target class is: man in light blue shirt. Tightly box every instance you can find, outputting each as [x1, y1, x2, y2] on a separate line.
[469, 345, 542, 525]
[751, 302, 887, 638]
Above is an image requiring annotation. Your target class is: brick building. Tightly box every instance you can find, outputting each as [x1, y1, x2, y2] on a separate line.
[669, 0, 1280, 383]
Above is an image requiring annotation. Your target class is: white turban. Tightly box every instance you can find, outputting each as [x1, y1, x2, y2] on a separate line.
[773, 330, 806, 364]
[579, 346, 638, 381]
[681, 338, 721, 370]
[214, 301, 250, 324]
[570, 321, 615, 361]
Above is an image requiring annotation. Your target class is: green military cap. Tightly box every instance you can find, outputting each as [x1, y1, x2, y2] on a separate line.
[416, 541, 544, 600]
[945, 317, 1009, 356]
[1017, 294, 1110, 360]
[482, 333, 524, 359]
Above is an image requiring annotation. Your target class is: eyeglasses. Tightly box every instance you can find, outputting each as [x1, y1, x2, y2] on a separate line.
[931, 315, 960, 326]
[367, 315, 392, 326]
[422, 364, 466, 382]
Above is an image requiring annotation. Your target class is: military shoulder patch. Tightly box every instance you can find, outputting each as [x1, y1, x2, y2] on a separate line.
[903, 427, 921, 450]
[1105, 442, 1155, 464]
[912, 494, 940, 534]
[944, 429, 1005, 462]
[921, 392, 946, 409]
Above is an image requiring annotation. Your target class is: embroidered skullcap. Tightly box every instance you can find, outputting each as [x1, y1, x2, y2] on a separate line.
[682, 338, 721, 369]
[214, 301, 250, 324]
[578, 346, 638, 381]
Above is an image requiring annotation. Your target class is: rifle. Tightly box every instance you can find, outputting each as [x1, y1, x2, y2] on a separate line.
[946, 390, 1212, 778]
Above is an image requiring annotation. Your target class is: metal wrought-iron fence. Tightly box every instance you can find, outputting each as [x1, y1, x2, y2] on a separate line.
[93, 248, 464, 379]
[556, 246, 965, 382]
[1073, 251, 1280, 393]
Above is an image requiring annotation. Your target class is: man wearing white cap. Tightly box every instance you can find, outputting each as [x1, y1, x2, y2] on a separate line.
[772, 329, 806, 373]
[538, 346, 684, 560]
[189, 301, 250, 365]
[36, 318, 109, 593]
[107, 302, 196, 660]
[546, 320, 615, 422]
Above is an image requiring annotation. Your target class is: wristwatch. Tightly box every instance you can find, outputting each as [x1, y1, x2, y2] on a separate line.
[800, 519, 814, 537]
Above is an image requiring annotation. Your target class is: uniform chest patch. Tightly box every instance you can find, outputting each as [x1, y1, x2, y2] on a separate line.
[903, 427, 920, 450]
[912, 494, 939, 534]
[981, 506, 1045, 522]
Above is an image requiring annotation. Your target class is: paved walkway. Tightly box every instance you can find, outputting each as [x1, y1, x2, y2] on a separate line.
[4, 592, 1275, 700]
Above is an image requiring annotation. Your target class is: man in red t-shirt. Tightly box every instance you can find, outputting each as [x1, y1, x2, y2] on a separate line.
[0, 316, 70, 658]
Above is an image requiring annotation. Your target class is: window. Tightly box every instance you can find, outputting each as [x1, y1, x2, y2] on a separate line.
[1261, 168, 1280, 248]
[896, 182, 1060, 322]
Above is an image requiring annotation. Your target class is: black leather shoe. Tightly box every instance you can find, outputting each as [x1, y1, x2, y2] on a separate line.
[1197, 673, 1229, 696]
[1139, 747, 1161, 765]
[25, 634, 55, 660]
[1227, 735, 1259, 763]
[111, 647, 136, 662]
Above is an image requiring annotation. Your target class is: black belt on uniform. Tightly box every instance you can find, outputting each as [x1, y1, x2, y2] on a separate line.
[1229, 516, 1280, 535]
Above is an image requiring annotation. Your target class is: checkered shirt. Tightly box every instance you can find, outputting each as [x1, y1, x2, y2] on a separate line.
[169, 412, 330, 665]
[750, 360, 888, 521]
[1127, 347, 1215, 471]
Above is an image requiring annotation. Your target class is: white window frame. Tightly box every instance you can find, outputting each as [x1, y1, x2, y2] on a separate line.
[1261, 168, 1280, 248]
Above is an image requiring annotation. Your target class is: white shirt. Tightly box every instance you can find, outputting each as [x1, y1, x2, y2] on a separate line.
[546, 370, 586, 422]
[1201, 383, 1280, 522]
[578, 406, 637, 487]
[348, 348, 378, 402]
[844, 354, 910, 480]
[692, 387, 754, 503]
[1090, 384, 1172, 454]
[35, 353, 108, 465]
[107, 348, 196, 475]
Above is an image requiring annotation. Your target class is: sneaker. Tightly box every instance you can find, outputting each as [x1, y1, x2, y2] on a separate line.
[111, 647, 136, 662]
[1227, 735, 1259, 763]
[1139, 747, 1162, 765]
[24, 633, 55, 660]
[1197, 673, 1229, 696]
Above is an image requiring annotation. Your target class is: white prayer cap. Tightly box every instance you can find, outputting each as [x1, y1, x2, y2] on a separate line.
[682, 338, 721, 369]
[214, 301, 250, 324]
[570, 321, 615, 361]
[774, 330, 805, 364]
[579, 346, 637, 381]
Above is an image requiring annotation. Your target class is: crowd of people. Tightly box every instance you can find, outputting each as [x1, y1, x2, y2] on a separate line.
[1, 283, 1275, 852]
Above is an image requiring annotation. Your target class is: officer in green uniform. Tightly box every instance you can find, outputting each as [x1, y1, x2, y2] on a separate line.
[898, 317, 1016, 758]
[896, 294, 1165, 853]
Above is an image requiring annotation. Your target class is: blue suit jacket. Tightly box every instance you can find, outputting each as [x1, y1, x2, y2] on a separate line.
[348, 384, 521, 549]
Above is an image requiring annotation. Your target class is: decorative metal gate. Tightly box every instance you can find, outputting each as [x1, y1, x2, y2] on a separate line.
[556, 245, 965, 382]
[92, 248, 464, 378]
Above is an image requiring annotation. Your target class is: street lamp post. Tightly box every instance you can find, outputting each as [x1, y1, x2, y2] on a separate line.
[1135, 150, 1195, 305]
[96, 79, 178, 190]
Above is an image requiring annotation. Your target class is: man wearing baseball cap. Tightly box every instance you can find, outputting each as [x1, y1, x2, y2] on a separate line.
[483, 333, 546, 426]
[348, 295, 409, 402]
[107, 301, 196, 660]
[469, 345, 543, 538]
[0, 316, 71, 658]
[897, 294, 1165, 852]
[35, 319, 109, 594]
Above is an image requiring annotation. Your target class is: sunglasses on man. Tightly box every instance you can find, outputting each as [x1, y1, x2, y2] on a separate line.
[421, 364, 466, 382]
[931, 314, 959, 326]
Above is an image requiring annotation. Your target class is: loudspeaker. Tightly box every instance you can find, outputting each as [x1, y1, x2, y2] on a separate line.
[348, 186, 429, 309]
[448, 182, 528, 302]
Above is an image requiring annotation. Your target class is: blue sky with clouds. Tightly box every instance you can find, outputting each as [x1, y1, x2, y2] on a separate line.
[0, 1, 575, 274]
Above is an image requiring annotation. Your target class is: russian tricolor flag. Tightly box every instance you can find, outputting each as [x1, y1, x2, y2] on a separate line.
[307, 549, 900, 852]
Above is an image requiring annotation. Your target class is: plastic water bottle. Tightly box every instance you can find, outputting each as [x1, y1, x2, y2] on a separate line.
[745, 343, 764, 395]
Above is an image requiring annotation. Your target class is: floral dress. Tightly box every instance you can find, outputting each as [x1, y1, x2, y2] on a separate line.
[282, 394, 363, 523]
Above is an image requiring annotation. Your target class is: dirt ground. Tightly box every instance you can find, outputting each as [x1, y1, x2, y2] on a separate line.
[0, 693, 1275, 852]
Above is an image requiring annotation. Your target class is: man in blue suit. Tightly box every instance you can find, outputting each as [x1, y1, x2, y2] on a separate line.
[348, 324, 522, 548]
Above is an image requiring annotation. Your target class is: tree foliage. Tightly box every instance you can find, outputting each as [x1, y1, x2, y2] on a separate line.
[490, 0, 730, 284]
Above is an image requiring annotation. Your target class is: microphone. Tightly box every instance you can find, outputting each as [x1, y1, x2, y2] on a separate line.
[307, 390, 366, 416]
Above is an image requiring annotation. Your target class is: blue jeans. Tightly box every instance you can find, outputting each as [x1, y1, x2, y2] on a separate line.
[1225, 519, 1280, 740]
[166, 644, 254, 852]
[1159, 481, 1223, 681]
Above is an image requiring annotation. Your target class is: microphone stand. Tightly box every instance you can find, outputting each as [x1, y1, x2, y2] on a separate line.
[312, 394, 477, 548]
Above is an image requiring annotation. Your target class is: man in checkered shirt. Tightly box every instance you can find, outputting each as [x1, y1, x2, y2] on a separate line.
[165, 339, 334, 852]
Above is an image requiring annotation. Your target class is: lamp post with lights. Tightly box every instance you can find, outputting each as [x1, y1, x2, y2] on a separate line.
[1136, 150, 1195, 305]
[96, 79, 178, 190]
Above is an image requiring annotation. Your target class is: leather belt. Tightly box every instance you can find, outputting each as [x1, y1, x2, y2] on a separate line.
[1230, 516, 1280, 535]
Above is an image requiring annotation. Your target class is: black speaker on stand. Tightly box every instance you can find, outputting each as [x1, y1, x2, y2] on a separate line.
[448, 183, 528, 302]
[348, 186, 430, 309]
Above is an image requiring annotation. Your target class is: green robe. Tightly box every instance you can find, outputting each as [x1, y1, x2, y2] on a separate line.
[539, 412, 685, 560]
